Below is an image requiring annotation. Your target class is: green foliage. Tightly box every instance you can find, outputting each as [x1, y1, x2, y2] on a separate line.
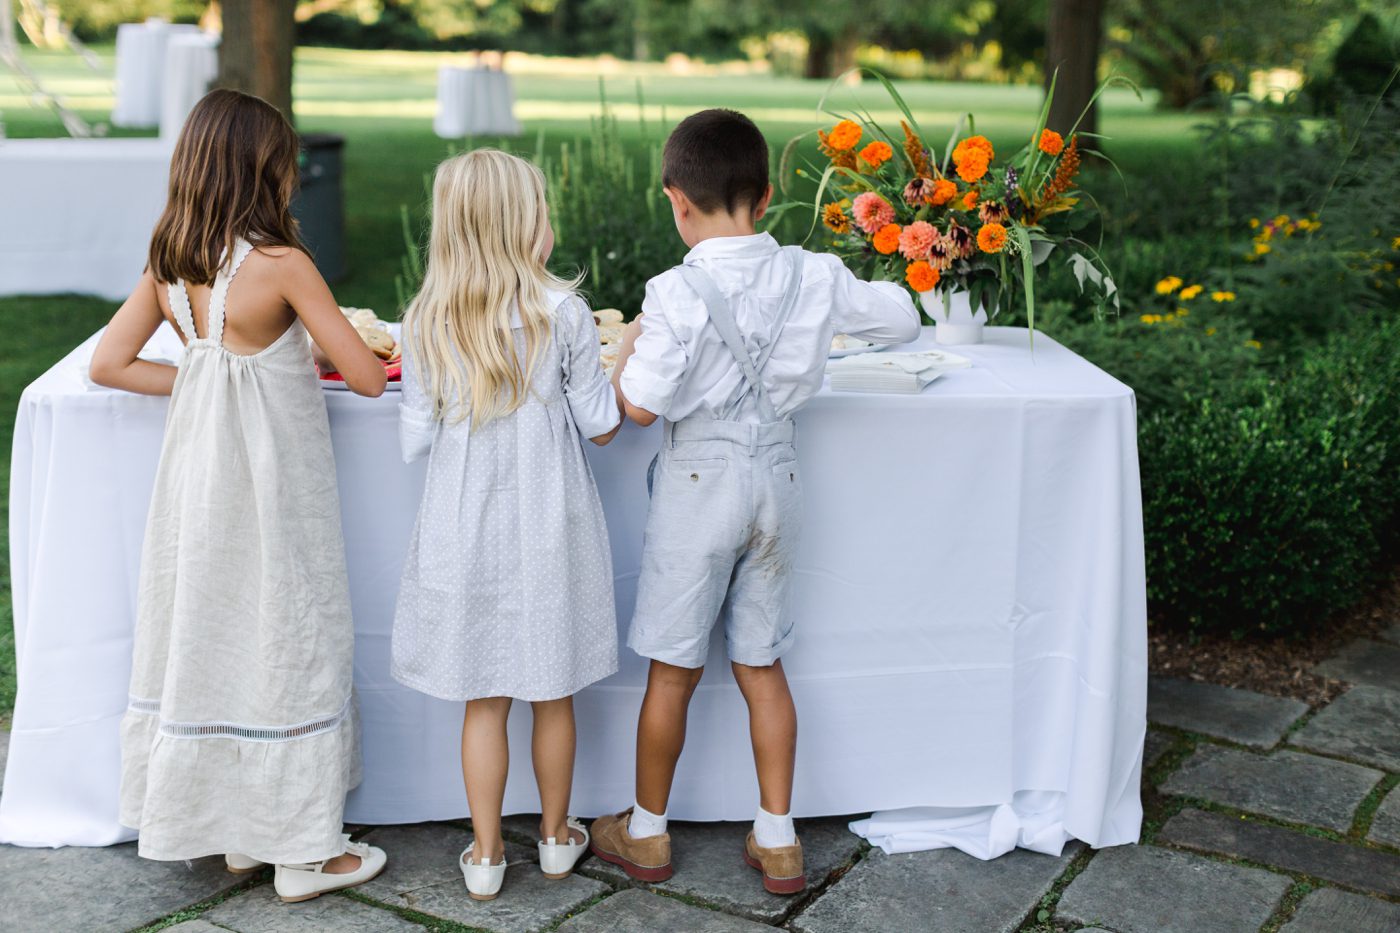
[1134, 318, 1400, 635]
[538, 107, 687, 314]
[54, 1, 203, 41]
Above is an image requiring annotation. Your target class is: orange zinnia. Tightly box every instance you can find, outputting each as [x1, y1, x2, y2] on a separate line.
[859, 141, 894, 169]
[1038, 129, 1064, 156]
[953, 135, 994, 163]
[930, 178, 958, 206]
[905, 261, 941, 292]
[828, 120, 862, 151]
[961, 188, 979, 210]
[873, 223, 902, 255]
[977, 222, 1008, 253]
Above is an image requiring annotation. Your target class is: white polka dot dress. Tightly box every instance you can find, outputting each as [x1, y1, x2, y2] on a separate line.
[391, 292, 621, 702]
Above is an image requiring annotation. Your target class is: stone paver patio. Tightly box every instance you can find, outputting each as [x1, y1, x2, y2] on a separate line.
[3, 629, 1400, 932]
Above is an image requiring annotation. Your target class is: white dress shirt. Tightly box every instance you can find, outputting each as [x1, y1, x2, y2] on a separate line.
[620, 233, 920, 423]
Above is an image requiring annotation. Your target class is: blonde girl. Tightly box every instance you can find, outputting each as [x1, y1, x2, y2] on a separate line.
[89, 89, 388, 902]
[392, 149, 621, 900]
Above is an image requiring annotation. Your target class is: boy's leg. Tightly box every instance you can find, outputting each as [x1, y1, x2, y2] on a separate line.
[730, 659, 797, 816]
[461, 696, 513, 863]
[531, 696, 583, 844]
[635, 659, 706, 817]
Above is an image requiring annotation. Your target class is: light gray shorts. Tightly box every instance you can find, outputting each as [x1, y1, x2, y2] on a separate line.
[628, 418, 803, 670]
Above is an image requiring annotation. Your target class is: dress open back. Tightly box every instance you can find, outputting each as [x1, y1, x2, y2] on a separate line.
[119, 239, 359, 863]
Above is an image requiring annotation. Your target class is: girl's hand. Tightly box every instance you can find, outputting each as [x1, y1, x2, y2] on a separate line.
[277, 250, 386, 397]
[89, 271, 179, 396]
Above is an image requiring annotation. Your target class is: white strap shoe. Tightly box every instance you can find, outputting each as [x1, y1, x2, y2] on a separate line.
[460, 842, 507, 900]
[224, 853, 265, 874]
[539, 816, 590, 879]
[274, 835, 388, 903]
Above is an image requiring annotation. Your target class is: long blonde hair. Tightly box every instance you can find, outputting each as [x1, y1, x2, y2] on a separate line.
[402, 149, 581, 426]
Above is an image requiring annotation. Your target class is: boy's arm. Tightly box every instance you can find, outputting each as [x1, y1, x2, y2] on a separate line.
[88, 271, 179, 396]
[823, 254, 922, 345]
[610, 317, 656, 426]
[613, 280, 686, 427]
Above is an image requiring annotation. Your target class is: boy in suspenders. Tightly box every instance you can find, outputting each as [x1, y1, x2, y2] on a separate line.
[593, 109, 920, 893]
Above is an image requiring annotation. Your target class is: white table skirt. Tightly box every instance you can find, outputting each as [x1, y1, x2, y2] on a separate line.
[435, 66, 521, 138]
[112, 20, 203, 128]
[0, 139, 173, 300]
[0, 324, 1147, 860]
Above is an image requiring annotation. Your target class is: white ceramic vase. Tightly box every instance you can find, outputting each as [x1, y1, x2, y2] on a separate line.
[922, 290, 988, 345]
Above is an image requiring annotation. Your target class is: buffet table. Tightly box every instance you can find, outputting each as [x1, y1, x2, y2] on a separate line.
[0, 139, 172, 299]
[0, 324, 1146, 860]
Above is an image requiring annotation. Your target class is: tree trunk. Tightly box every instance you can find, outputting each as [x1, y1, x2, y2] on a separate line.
[804, 31, 833, 79]
[218, 0, 296, 123]
[829, 26, 859, 77]
[1044, 0, 1104, 138]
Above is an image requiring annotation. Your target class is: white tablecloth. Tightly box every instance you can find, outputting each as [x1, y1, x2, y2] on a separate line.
[435, 66, 521, 138]
[112, 20, 203, 128]
[0, 139, 172, 300]
[0, 325, 1147, 860]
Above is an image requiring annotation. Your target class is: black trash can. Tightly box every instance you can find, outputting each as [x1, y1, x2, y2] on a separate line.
[294, 133, 346, 283]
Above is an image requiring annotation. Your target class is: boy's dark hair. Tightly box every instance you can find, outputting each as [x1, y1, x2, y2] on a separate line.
[662, 109, 770, 215]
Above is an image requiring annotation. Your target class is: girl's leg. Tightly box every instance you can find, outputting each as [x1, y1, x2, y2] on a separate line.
[635, 660, 705, 814]
[462, 696, 513, 863]
[531, 696, 583, 844]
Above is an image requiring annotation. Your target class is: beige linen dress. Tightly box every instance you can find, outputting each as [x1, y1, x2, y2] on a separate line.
[119, 239, 360, 863]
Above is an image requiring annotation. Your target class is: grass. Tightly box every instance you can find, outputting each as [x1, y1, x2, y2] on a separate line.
[0, 45, 1197, 721]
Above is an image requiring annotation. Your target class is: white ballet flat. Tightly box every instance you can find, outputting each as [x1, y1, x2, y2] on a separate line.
[274, 836, 388, 903]
[461, 843, 507, 900]
[539, 817, 590, 879]
[225, 852, 265, 874]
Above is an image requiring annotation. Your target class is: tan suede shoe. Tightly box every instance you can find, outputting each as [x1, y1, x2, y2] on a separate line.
[744, 831, 806, 895]
[589, 809, 673, 882]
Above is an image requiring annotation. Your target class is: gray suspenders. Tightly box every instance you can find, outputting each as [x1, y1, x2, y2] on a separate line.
[675, 247, 806, 424]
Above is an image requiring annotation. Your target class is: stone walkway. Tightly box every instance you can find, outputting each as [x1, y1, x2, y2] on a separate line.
[2, 626, 1399, 932]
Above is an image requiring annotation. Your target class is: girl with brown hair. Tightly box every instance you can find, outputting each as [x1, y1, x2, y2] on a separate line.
[89, 88, 388, 902]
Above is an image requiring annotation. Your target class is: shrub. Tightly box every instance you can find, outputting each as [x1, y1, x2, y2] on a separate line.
[1044, 300, 1265, 414]
[1136, 317, 1400, 635]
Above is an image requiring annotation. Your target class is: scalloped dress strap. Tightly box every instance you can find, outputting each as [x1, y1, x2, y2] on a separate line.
[166, 280, 197, 342]
[208, 239, 255, 348]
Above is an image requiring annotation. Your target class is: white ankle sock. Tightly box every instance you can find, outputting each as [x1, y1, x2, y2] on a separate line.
[754, 806, 796, 848]
[628, 802, 668, 839]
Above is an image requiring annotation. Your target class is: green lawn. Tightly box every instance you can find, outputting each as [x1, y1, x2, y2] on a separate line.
[0, 46, 1196, 721]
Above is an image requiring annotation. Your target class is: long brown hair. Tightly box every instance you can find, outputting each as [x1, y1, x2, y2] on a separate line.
[148, 89, 306, 286]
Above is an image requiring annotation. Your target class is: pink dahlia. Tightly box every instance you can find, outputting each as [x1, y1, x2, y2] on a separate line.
[852, 192, 895, 235]
[898, 221, 937, 261]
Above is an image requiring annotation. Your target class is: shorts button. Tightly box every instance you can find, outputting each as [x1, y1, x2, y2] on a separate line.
[690, 472, 699, 482]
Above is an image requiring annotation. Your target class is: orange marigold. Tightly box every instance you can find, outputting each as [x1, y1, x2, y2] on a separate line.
[1038, 129, 1064, 156]
[859, 140, 894, 169]
[930, 178, 958, 206]
[872, 223, 903, 255]
[953, 135, 994, 163]
[822, 202, 851, 235]
[905, 261, 941, 292]
[977, 222, 1009, 253]
[827, 119, 862, 151]
[955, 148, 990, 183]
[961, 188, 980, 210]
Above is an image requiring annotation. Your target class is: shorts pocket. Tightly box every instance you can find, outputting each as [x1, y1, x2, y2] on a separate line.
[666, 457, 729, 485]
[772, 460, 799, 484]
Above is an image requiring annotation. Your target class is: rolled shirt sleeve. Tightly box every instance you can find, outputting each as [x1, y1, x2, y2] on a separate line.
[823, 254, 922, 346]
[398, 345, 439, 464]
[559, 294, 622, 439]
[618, 278, 688, 418]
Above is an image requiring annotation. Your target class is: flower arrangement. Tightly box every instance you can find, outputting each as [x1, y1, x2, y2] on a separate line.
[782, 72, 1123, 335]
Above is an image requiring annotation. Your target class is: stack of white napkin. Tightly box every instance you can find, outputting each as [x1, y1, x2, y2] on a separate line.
[826, 349, 972, 394]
